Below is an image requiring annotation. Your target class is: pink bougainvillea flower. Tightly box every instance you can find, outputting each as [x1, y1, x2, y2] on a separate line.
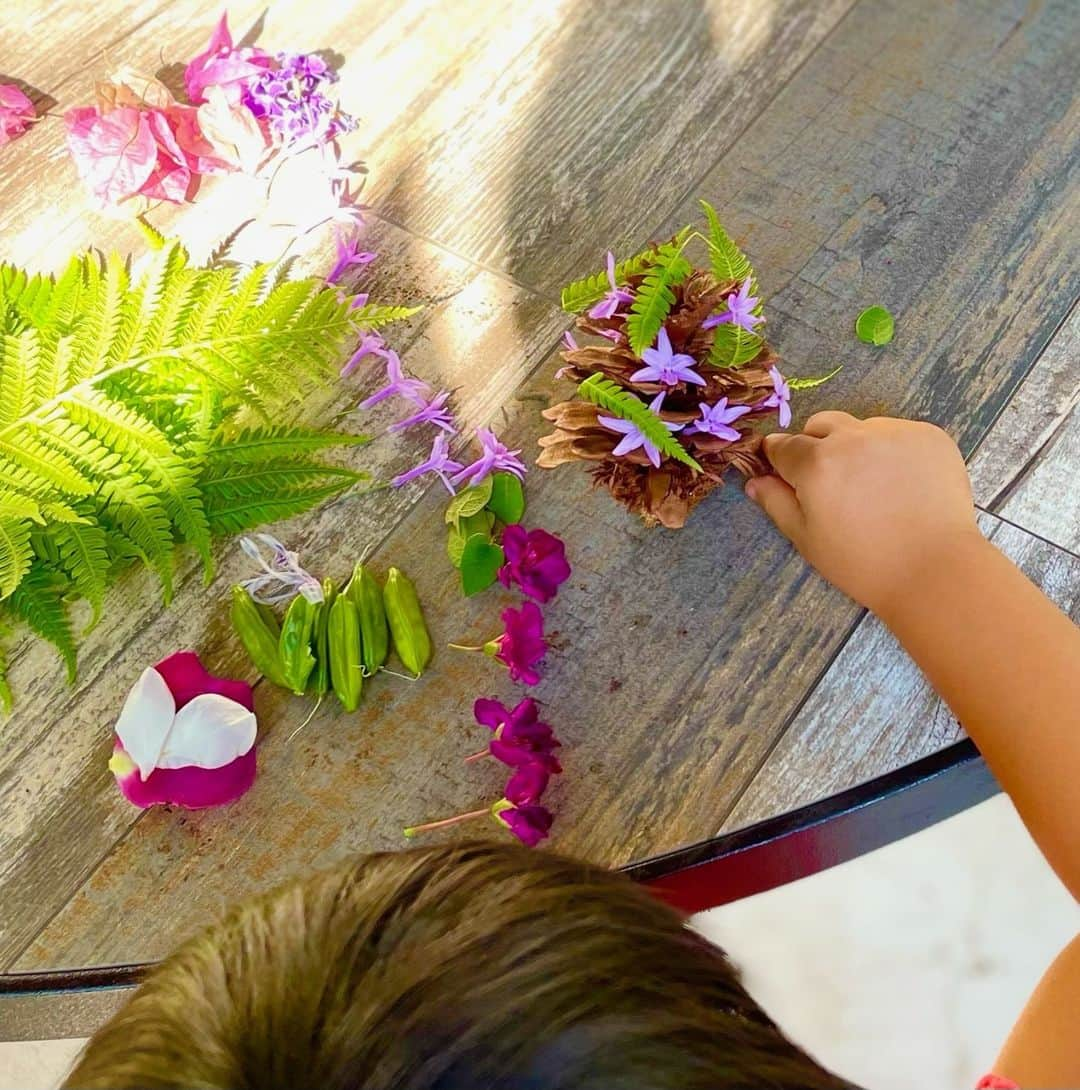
[192, 85, 268, 173]
[470, 696, 561, 771]
[757, 365, 792, 428]
[0, 84, 35, 146]
[631, 327, 705, 387]
[450, 428, 527, 488]
[587, 251, 634, 320]
[599, 391, 683, 469]
[326, 227, 377, 285]
[358, 350, 431, 409]
[391, 433, 464, 494]
[65, 106, 157, 207]
[141, 109, 193, 202]
[484, 602, 547, 686]
[109, 651, 257, 810]
[702, 276, 762, 333]
[185, 11, 273, 106]
[94, 69, 174, 112]
[388, 390, 457, 435]
[339, 332, 386, 378]
[497, 525, 571, 604]
[685, 397, 753, 442]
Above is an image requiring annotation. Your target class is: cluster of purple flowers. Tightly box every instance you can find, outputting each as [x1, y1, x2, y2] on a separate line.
[243, 51, 356, 147]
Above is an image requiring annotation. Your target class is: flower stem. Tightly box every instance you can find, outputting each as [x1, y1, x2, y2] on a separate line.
[463, 749, 490, 763]
[448, 642, 484, 652]
[403, 808, 489, 838]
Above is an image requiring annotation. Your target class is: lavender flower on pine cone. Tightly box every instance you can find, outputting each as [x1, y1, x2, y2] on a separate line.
[587, 251, 634, 320]
[630, 327, 705, 387]
[598, 392, 684, 469]
[702, 276, 762, 333]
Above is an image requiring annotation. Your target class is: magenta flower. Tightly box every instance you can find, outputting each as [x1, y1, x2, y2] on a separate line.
[494, 799, 554, 847]
[358, 350, 431, 409]
[450, 428, 527, 488]
[758, 366, 792, 428]
[505, 763, 550, 805]
[388, 391, 457, 435]
[391, 433, 464, 493]
[339, 332, 386, 378]
[702, 277, 762, 333]
[630, 327, 705, 387]
[598, 392, 683, 469]
[0, 84, 35, 146]
[587, 251, 634, 320]
[470, 696, 562, 772]
[184, 12, 273, 105]
[498, 525, 571, 603]
[326, 228, 376, 285]
[487, 602, 547, 685]
[685, 397, 753, 441]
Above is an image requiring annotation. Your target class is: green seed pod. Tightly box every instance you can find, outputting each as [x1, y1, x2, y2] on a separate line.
[346, 563, 389, 675]
[230, 585, 288, 688]
[279, 592, 318, 696]
[328, 595, 363, 711]
[383, 567, 432, 677]
[310, 578, 337, 696]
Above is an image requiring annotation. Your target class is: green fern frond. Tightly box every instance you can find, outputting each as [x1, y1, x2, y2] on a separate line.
[0, 517, 34, 598]
[0, 639, 11, 714]
[205, 425, 370, 465]
[700, 200, 752, 284]
[708, 324, 764, 369]
[625, 240, 693, 356]
[787, 366, 842, 390]
[8, 561, 77, 682]
[53, 520, 109, 629]
[0, 493, 42, 522]
[349, 303, 422, 329]
[560, 244, 670, 314]
[0, 330, 39, 426]
[577, 374, 700, 472]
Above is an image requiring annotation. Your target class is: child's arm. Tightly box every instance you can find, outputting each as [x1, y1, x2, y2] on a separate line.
[747, 412, 1080, 1086]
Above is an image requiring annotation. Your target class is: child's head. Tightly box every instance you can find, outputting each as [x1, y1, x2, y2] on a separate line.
[66, 842, 848, 1089]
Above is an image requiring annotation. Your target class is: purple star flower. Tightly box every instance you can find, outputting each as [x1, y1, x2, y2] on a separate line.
[702, 277, 763, 333]
[630, 327, 706, 387]
[757, 366, 792, 428]
[598, 392, 684, 469]
[449, 428, 527, 487]
[358, 350, 431, 409]
[339, 332, 386, 378]
[597, 328, 624, 344]
[562, 330, 579, 350]
[497, 525, 571, 604]
[685, 397, 753, 441]
[326, 228, 376, 285]
[391, 434, 464, 493]
[587, 251, 634, 320]
[387, 391, 457, 434]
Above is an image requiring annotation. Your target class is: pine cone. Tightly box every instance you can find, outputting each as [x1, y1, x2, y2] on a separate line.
[538, 262, 781, 528]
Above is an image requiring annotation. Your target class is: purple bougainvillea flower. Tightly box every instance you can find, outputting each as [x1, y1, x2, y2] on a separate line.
[472, 696, 562, 771]
[388, 391, 457, 435]
[185, 12, 273, 105]
[391, 433, 464, 493]
[702, 276, 762, 334]
[239, 533, 323, 604]
[449, 428, 527, 487]
[0, 84, 35, 146]
[339, 332, 386, 378]
[485, 601, 547, 686]
[497, 525, 571, 603]
[495, 801, 554, 847]
[587, 251, 634, 320]
[109, 651, 257, 810]
[631, 327, 705, 387]
[685, 397, 753, 442]
[358, 350, 432, 409]
[757, 365, 792, 428]
[326, 227, 376, 284]
[598, 392, 683, 469]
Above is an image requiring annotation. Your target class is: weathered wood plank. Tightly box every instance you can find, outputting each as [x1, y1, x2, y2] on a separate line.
[969, 306, 1080, 555]
[721, 514, 1080, 831]
[368, 0, 859, 294]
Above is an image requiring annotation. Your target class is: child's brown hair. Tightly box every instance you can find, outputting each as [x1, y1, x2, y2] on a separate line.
[66, 842, 850, 1089]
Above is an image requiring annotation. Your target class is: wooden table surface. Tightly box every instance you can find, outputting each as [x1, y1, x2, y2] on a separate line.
[1, 0, 1078, 983]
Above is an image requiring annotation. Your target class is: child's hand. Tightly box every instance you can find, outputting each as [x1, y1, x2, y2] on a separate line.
[746, 412, 982, 615]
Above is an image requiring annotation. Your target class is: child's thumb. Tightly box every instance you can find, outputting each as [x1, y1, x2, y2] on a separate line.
[745, 474, 804, 545]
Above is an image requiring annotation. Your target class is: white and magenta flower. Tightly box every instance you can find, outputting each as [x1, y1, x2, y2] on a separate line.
[109, 652, 257, 810]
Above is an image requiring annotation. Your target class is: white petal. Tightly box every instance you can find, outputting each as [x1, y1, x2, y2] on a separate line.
[157, 694, 257, 771]
[114, 667, 176, 781]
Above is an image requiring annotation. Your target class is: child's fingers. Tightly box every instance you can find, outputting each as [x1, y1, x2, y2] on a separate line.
[763, 432, 819, 485]
[804, 410, 857, 437]
[745, 475, 804, 544]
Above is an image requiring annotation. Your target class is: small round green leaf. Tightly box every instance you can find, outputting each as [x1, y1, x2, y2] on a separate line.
[855, 306, 895, 346]
[486, 472, 525, 526]
[447, 525, 468, 568]
[460, 535, 505, 597]
[444, 476, 494, 526]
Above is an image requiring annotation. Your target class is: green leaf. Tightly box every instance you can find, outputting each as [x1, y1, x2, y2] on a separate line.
[53, 520, 109, 629]
[855, 306, 894, 346]
[787, 365, 843, 390]
[625, 239, 693, 356]
[204, 425, 369, 465]
[447, 511, 495, 568]
[0, 517, 33, 599]
[699, 200, 752, 284]
[560, 246, 665, 314]
[8, 562, 77, 683]
[577, 374, 701, 473]
[444, 477, 495, 527]
[460, 534, 504, 597]
[486, 472, 525, 525]
[707, 323, 764, 369]
[349, 303, 422, 329]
